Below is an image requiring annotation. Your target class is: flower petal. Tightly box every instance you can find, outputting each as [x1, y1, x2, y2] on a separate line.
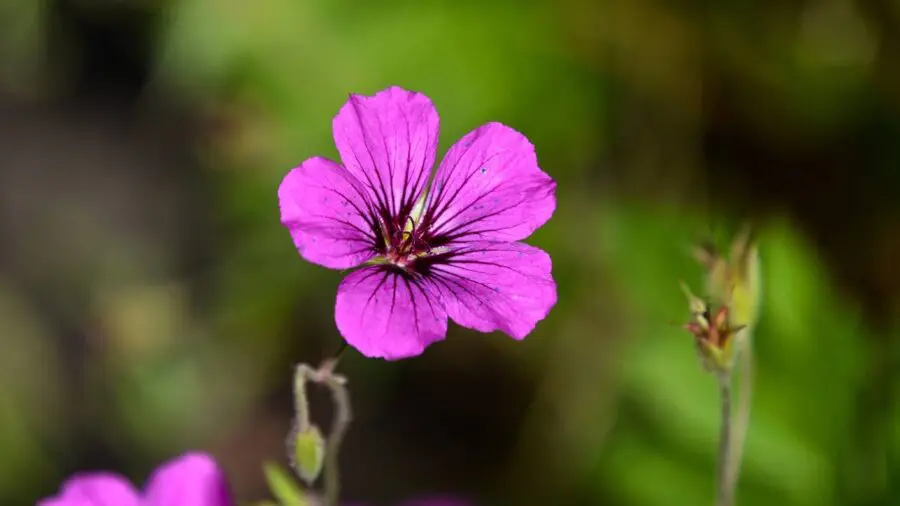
[428, 242, 556, 339]
[38, 473, 139, 506]
[335, 266, 448, 359]
[333, 86, 440, 220]
[279, 156, 379, 269]
[143, 452, 234, 506]
[423, 122, 555, 243]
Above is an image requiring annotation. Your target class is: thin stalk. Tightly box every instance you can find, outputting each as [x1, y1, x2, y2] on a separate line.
[320, 360, 351, 506]
[716, 373, 733, 506]
[293, 366, 311, 433]
[291, 360, 352, 506]
[727, 342, 754, 495]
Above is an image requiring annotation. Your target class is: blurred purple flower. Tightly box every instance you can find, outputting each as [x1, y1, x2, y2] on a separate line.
[279, 86, 557, 359]
[37, 452, 233, 506]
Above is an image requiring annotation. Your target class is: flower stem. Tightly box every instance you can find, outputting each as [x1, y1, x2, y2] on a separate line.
[319, 359, 352, 506]
[716, 373, 733, 506]
[727, 343, 754, 495]
[292, 360, 352, 506]
[293, 367, 311, 433]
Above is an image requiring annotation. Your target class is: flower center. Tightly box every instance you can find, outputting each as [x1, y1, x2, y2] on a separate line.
[369, 195, 451, 273]
[383, 216, 430, 268]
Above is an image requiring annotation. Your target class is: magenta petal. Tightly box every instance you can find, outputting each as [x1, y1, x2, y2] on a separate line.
[279, 156, 378, 269]
[333, 87, 440, 218]
[143, 453, 233, 506]
[430, 242, 556, 339]
[335, 267, 448, 359]
[424, 123, 555, 243]
[38, 473, 139, 506]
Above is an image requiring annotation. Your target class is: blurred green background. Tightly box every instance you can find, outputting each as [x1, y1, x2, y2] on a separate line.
[0, 0, 898, 504]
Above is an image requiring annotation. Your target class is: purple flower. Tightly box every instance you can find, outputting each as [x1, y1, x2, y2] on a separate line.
[37, 452, 233, 506]
[279, 87, 557, 359]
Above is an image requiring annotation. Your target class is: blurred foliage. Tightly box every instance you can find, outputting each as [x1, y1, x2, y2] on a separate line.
[0, 0, 898, 505]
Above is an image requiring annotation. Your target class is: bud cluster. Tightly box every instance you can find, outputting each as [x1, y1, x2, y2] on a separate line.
[681, 228, 760, 376]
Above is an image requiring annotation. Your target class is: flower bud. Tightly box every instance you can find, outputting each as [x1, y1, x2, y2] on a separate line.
[288, 423, 326, 486]
[694, 228, 761, 333]
[683, 229, 759, 375]
[681, 283, 745, 374]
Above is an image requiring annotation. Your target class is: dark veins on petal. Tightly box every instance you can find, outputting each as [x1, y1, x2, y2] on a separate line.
[357, 265, 443, 337]
[346, 122, 534, 282]
[418, 142, 537, 245]
[414, 243, 545, 331]
[339, 101, 436, 267]
[374, 166, 527, 277]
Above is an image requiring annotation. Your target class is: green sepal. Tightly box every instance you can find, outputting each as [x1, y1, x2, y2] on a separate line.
[263, 461, 309, 506]
[291, 424, 326, 485]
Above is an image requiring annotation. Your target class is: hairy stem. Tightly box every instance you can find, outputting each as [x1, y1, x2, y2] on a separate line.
[293, 366, 311, 433]
[716, 374, 733, 506]
[727, 342, 754, 495]
[292, 360, 352, 506]
[320, 360, 352, 506]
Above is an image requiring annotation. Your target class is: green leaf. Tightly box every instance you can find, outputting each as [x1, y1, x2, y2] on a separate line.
[262, 461, 308, 506]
